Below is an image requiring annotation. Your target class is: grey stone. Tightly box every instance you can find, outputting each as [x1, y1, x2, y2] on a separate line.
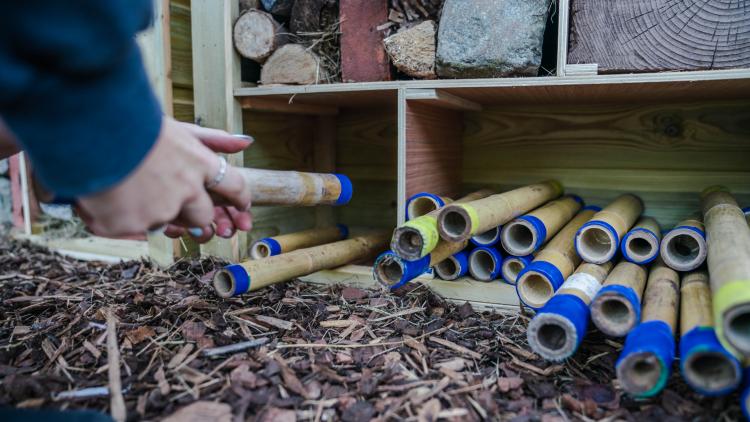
[436, 0, 549, 78]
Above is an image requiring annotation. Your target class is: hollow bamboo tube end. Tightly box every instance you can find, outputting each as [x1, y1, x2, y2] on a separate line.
[471, 226, 502, 246]
[660, 226, 707, 272]
[373, 253, 406, 289]
[250, 241, 272, 259]
[590, 290, 639, 337]
[517, 270, 555, 309]
[391, 217, 439, 260]
[501, 219, 539, 256]
[468, 247, 502, 281]
[622, 229, 660, 265]
[576, 222, 619, 264]
[213, 268, 241, 298]
[701, 185, 730, 198]
[434, 254, 464, 281]
[437, 204, 476, 242]
[527, 313, 578, 362]
[681, 333, 742, 395]
[502, 256, 532, 285]
[616, 351, 667, 397]
[406, 193, 446, 220]
[723, 303, 750, 356]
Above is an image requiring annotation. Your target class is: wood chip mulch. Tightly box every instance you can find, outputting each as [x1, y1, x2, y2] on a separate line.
[0, 240, 742, 421]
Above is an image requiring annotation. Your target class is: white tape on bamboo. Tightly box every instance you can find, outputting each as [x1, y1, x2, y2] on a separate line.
[590, 261, 648, 337]
[214, 231, 390, 297]
[701, 187, 750, 358]
[500, 195, 583, 256]
[239, 168, 352, 206]
[575, 194, 644, 264]
[249, 225, 348, 259]
[621, 217, 662, 265]
[660, 217, 707, 272]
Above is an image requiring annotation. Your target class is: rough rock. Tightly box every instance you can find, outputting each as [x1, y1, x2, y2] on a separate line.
[384, 20, 437, 79]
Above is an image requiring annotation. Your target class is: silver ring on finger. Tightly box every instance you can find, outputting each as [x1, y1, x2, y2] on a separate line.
[206, 155, 227, 189]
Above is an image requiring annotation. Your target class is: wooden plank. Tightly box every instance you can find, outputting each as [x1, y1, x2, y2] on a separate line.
[405, 89, 482, 112]
[404, 101, 463, 201]
[314, 116, 337, 227]
[239, 97, 339, 115]
[555, 0, 570, 76]
[16, 234, 148, 263]
[565, 63, 598, 77]
[567, 0, 750, 73]
[397, 88, 407, 224]
[192, 0, 246, 261]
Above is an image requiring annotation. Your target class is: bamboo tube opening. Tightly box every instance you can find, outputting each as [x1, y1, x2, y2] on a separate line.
[503, 259, 525, 283]
[440, 208, 471, 241]
[501, 220, 537, 256]
[577, 225, 617, 263]
[724, 305, 750, 353]
[435, 257, 460, 280]
[469, 249, 497, 281]
[392, 227, 424, 260]
[683, 351, 742, 393]
[530, 315, 576, 360]
[617, 352, 662, 395]
[250, 242, 271, 259]
[517, 272, 554, 308]
[473, 226, 501, 245]
[625, 235, 657, 262]
[591, 292, 638, 336]
[374, 257, 404, 288]
[661, 229, 706, 271]
[213, 270, 236, 298]
[408, 196, 442, 219]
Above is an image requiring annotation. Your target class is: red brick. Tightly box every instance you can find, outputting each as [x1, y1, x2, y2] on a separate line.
[339, 0, 392, 82]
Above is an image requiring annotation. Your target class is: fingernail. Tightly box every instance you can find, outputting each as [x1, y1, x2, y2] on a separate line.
[222, 228, 232, 237]
[232, 134, 254, 143]
[188, 227, 204, 237]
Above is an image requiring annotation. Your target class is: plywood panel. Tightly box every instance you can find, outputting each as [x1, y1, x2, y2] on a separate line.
[405, 101, 463, 199]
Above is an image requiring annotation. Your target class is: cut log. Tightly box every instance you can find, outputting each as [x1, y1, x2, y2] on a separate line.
[233, 9, 289, 63]
[436, 0, 549, 78]
[260, 44, 325, 85]
[340, 0, 392, 82]
[568, 0, 750, 73]
[261, 0, 295, 18]
[384, 20, 437, 79]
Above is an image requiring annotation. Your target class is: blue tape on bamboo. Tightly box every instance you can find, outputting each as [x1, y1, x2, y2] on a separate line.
[336, 224, 349, 239]
[519, 215, 547, 251]
[742, 366, 750, 420]
[568, 194, 584, 205]
[576, 220, 620, 256]
[405, 192, 446, 220]
[516, 260, 565, 310]
[501, 254, 534, 285]
[620, 228, 660, 264]
[470, 226, 502, 247]
[675, 225, 706, 239]
[679, 326, 743, 396]
[469, 246, 504, 280]
[452, 250, 470, 278]
[582, 205, 602, 212]
[616, 320, 675, 398]
[595, 284, 642, 324]
[225, 264, 250, 296]
[259, 238, 282, 256]
[374, 251, 431, 291]
[535, 293, 590, 355]
[334, 174, 353, 206]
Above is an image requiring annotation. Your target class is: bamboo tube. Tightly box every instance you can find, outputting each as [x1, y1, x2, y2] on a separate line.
[391, 189, 494, 260]
[701, 187, 750, 358]
[468, 246, 504, 281]
[437, 181, 563, 242]
[527, 261, 614, 361]
[514, 207, 599, 309]
[744, 207, 750, 225]
[374, 240, 468, 289]
[575, 194, 644, 264]
[213, 231, 389, 297]
[239, 168, 352, 206]
[406, 192, 452, 221]
[501, 254, 534, 285]
[743, 366, 750, 420]
[590, 261, 648, 337]
[470, 225, 502, 247]
[434, 249, 471, 281]
[679, 271, 742, 396]
[615, 260, 679, 398]
[500, 195, 583, 256]
[249, 225, 348, 259]
[621, 217, 662, 265]
[659, 217, 707, 272]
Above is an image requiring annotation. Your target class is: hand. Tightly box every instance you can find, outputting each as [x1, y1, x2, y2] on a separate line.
[76, 117, 252, 238]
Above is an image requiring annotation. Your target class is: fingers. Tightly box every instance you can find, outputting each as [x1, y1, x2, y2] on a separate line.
[179, 122, 254, 153]
[176, 189, 214, 229]
[206, 164, 252, 212]
[227, 206, 253, 232]
[163, 224, 185, 238]
[214, 207, 235, 238]
[186, 224, 215, 244]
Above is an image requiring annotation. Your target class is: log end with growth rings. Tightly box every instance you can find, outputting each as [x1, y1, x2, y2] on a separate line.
[660, 227, 707, 272]
[590, 291, 639, 337]
[527, 313, 578, 362]
[575, 222, 619, 264]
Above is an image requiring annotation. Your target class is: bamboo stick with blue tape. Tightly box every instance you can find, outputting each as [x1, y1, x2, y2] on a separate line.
[239, 168, 352, 206]
[373, 240, 469, 289]
[742, 366, 750, 420]
[468, 246, 504, 281]
[392, 189, 494, 261]
[701, 187, 750, 358]
[515, 207, 599, 310]
[249, 225, 349, 259]
[527, 261, 614, 361]
[434, 248, 471, 281]
[660, 217, 707, 272]
[615, 260, 679, 397]
[406, 192, 452, 221]
[470, 226, 502, 247]
[500, 195, 583, 256]
[501, 254, 534, 285]
[590, 261, 648, 337]
[575, 194, 644, 264]
[621, 217, 661, 265]
[213, 231, 390, 297]
[679, 271, 742, 396]
[437, 181, 563, 243]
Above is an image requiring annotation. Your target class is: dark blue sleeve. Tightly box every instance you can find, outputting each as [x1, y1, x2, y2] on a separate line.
[0, 0, 163, 198]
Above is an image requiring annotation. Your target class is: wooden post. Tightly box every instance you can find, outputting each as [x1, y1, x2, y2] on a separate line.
[468, 246, 504, 282]
[392, 189, 494, 260]
[249, 225, 348, 259]
[621, 216, 661, 265]
[590, 261, 648, 337]
[374, 239, 468, 289]
[575, 194, 643, 264]
[615, 260, 679, 398]
[527, 261, 614, 361]
[679, 271, 742, 396]
[437, 181, 563, 242]
[192, 0, 246, 262]
[660, 217, 707, 272]
[514, 207, 598, 309]
[215, 231, 390, 296]
[701, 187, 750, 358]
[500, 195, 583, 256]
